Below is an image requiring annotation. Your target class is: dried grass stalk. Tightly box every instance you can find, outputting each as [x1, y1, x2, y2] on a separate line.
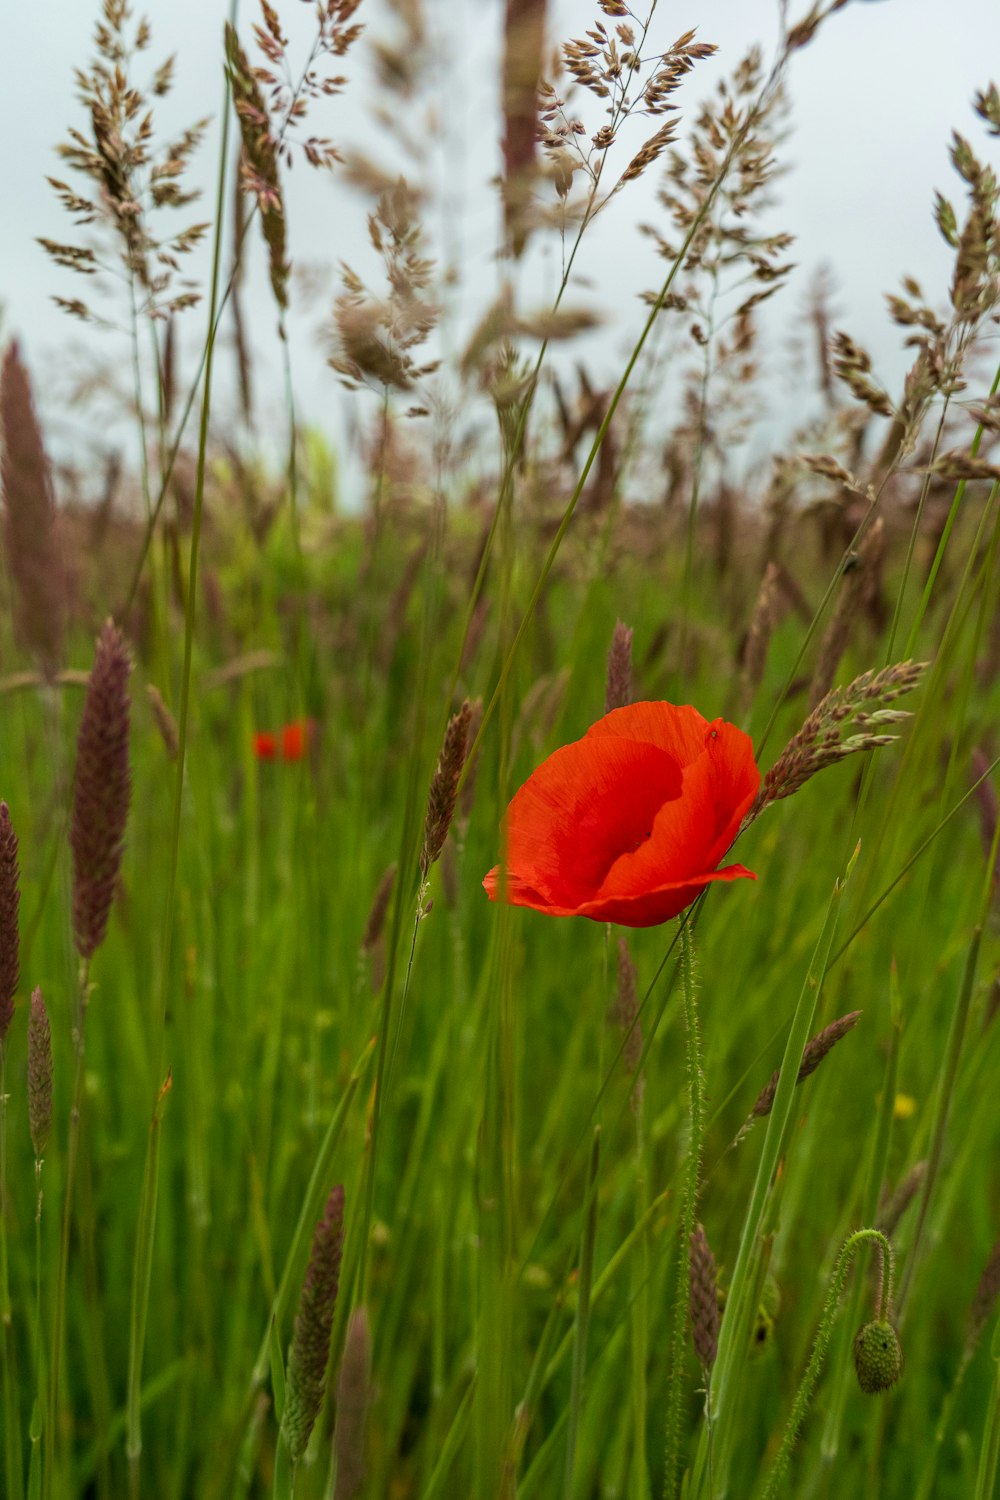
[741, 560, 781, 708]
[0, 343, 65, 676]
[282, 1184, 345, 1463]
[0, 803, 19, 1044]
[71, 621, 132, 961]
[225, 23, 289, 315]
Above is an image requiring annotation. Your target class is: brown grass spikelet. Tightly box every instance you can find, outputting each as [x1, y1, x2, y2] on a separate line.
[71, 621, 132, 961]
[333, 1305, 373, 1500]
[225, 23, 289, 316]
[748, 661, 926, 822]
[0, 342, 66, 676]
[282, 1184, 345, 1464]
[146, 683, 179, 761]
[689, 1223, 720, 1371]
[752, 1011, 861, 1119]
[605, 619, 633, 714]
[27, 988, 53, 1159]
[0, 803, 19, 1045]
[740, 560, 781, 709]
[966, 1231, 1000, 1356]
[877, 1161, 927, 1239]
[362, 864, 396, 952]
[420, 700, 473, 878]
[808, 517, 886, 711]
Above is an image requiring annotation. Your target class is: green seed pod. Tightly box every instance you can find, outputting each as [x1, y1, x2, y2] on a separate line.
[853, 1319, 903, 1394]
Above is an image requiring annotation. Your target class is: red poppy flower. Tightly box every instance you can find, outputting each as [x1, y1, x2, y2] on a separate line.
[484, 702, 760, 927]
[253, 719, 314, 763]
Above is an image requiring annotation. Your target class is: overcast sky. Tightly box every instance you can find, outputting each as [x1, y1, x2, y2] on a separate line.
[3, 0, 1000, 495]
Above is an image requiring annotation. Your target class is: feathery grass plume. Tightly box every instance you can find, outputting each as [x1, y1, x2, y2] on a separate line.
[751, 1011, 861, 1119]
[225, 23, 289, 319]
[71, 621, 132, 961]
[0, 342, 66, 676]
[501, 0, 546, 255]
[146, 683, 179, 761]
[0, 804, 18, 1045]
[605, 619, 633, 714]
[747, 660, 926, 822]
[332, 1305, 372, 1500]
[807, 517, 885, 710]
[45, 3, 209, 323]
[689, 1223, 720, 1371]
[420, 700, 472, 878]
[28, 989, 53, 1159]
[282, 1184, 345, 1464]
[329, 181, 440, 395]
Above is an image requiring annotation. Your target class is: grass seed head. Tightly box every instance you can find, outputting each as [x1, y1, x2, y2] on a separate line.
[282, 1184, 345, 1464]
[689, 1223, 720, 1371]
[0, 803, 19, 1044]
[71, 621, 132, 961]
[0, 343, 66, 677]
[420, 700, 473, 877]
[752, 1011, 861, 1118]
[333, 1305, 373, 1500]
[27, 988, 53, 1158]
[605, 618, 634, 714]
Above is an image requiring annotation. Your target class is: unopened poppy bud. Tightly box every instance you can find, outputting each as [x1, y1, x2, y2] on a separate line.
[853, 1319, 903, 1394]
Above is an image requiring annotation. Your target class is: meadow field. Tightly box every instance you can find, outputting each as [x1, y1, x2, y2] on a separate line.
[2, 1, 1000, 1497]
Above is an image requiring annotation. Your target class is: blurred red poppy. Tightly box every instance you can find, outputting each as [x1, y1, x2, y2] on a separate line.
[484, 702, 760, 928]
[253, 719, 314, 763]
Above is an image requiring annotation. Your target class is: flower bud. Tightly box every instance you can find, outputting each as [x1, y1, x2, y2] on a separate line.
[853, 1319, 903, 1394]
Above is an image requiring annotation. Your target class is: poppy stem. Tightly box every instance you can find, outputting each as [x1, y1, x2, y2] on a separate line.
[663, 920, 706, 1500]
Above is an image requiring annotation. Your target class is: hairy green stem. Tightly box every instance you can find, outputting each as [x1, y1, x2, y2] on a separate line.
[664, 922, 705, 1499]
[760, 1230, 895, 1500]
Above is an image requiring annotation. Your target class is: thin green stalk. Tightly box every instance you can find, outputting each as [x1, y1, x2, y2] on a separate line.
[29, 1155, 45, 1500]
[904, 356, 1000, 659]
[250, 1034, 375, 1389]
[564, 1129, 601, 1500]
[0, 1040, 9, 1325]
[124, 18, 237, 1489]
[44, 957, 89, 1500]
[897, 923, 983, 1315]
[693, 852, 855, 1498]
[126, 1073, 172, 1496]
[975, 1323, 1000, 1500]
[817, 964, 902, 1471]
[664, 922, 706, 1500]
[759, 1230, 895, 1500]
[1, 1038, 24, 1500]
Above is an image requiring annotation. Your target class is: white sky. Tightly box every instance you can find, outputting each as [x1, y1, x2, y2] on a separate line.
[3, 0, 1000, 497]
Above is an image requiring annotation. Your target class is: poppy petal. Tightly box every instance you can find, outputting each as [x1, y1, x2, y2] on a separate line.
[587, 701, 711, 768]
[498, 734, 684, 908]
